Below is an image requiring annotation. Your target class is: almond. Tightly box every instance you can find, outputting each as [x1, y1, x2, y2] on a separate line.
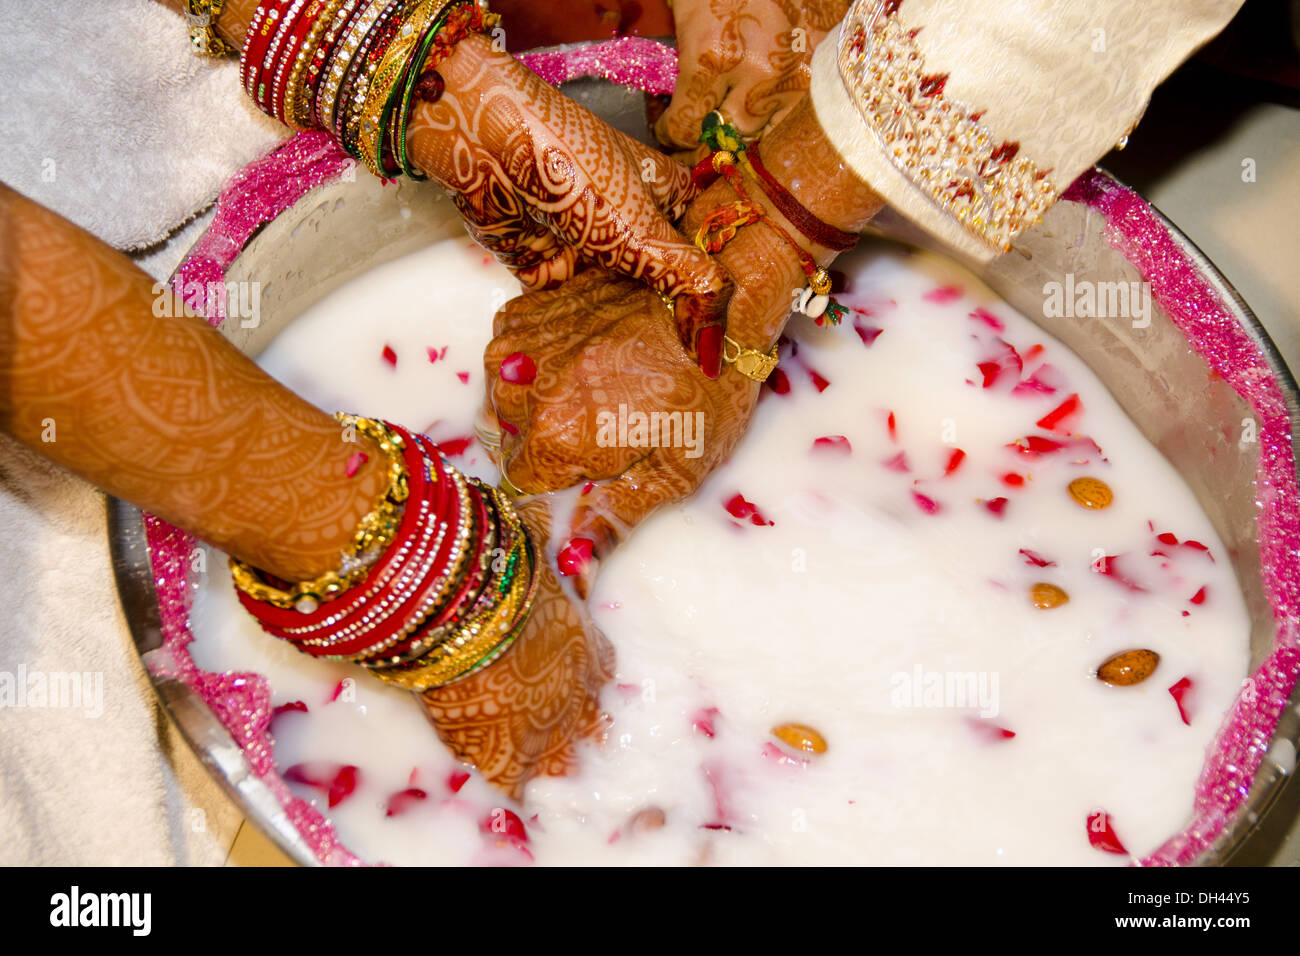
[772, 722, 828, 755]
[1097, 648, 1159, 686]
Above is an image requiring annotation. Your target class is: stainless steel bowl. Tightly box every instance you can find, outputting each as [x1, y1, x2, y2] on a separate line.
[109, 74, 1300, 866]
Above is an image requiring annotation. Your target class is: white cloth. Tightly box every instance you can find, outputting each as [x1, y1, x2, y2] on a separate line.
[0, 0, 285, 251]
[810, 0, 1245, 263]
[0, 0, 283, 864]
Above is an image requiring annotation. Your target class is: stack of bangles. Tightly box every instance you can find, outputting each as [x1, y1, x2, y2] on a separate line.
[237, 0, 498, 177]
[230, 416, 538, 692]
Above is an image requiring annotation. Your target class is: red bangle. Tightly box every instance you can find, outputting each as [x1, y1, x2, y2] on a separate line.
[746, 144, 859, 252]
[235, 426, 442, 636]
[240, 1, 285, 100]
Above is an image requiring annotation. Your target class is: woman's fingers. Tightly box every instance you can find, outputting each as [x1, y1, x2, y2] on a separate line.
[619, 136, 699, 222]
[560, 450, 702, 597]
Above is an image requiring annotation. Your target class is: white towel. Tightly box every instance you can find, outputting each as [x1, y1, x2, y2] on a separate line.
[0, 0, 287, 864]
[0, 0, 286, 251]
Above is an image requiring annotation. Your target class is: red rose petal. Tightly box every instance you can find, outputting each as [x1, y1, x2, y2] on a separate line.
[386, 787, 428, 817]
[883, 451, 910, 473]
[968, 717, 1016, 741]
[1169, 677, 1194, 725]
[1019, 548, 1056, 568]
[557, 537, 595, 576]
[1036, 393, 1083, 434]
[269, 701, 307, 733]
[1156, 532, 1179, 546]
[1002, 473, 1025, 487]
[1094, 554, 1147, 592]
[969, 307, 1006, 332]
[1023, 344, 1045, 362]
[765, 367, 792, 395]
[923, 285, 962, 304]
[912, 490, 942, 514]
[724, 493, 772, 526]
[853, 321, 884, 346]
[984, 497, 1009, 517]
[499, 352, 537, 385]
[1007, 435, 1064, 458]
[580, 481, 595, 495]
[808, 368, 831, 392]
[328, 765, 360, 808]
[381, 345, 398, 367]
[813, 435, 852, 454]
[456, 371, 470, 384]
[328, 679, 349, 703]
[498, 419, 518, 436]
[1011, 362, 1064, 397]
[1189, 586, 1208, 605]
[344, 451, 369, 477]
[1086, 810, 1128, 855]
[283, 762, 361, 809]
[692, 707, 720, 738]
[435, 436, 473, 456]
[943, 448, 966, 475]
[483, 807, 529, 843]
[761, 741, 809, 768]
[887, 411, 898, 441]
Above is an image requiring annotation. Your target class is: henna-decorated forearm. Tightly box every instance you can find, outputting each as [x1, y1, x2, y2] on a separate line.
[0, 185, 387, 582]
[1, 184, 613, 797]
[407, 34, 734, 375]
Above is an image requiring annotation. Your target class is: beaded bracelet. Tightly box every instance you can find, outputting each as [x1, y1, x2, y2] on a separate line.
[693, 111, 854, 326]
[234, 416, 538, 691]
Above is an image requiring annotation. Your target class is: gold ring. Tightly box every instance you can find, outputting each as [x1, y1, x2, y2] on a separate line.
[499, 467, 525, 498]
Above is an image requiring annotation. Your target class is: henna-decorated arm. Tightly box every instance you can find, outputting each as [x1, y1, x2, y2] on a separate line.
[0, 183, 609, 797]
[406, 34, 733, 377]
[154, 1, 732, 376]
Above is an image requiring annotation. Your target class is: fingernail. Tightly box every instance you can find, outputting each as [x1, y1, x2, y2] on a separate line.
[696, 323, 724, 380]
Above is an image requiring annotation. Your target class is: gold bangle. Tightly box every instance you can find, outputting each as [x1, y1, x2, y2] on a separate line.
[186, 0, 236, 57]
[356, 0, 450, 177]
[228, 415, 410, 612]
[722, 335, 780, 382]
[284, 0, 352, 130]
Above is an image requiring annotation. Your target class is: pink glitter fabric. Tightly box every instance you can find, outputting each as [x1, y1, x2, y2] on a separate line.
[517, 36, 678, 96]
[1063, 169, 1300, 866]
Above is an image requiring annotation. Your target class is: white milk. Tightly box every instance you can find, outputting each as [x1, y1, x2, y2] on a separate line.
[188, 237, 1250, 865]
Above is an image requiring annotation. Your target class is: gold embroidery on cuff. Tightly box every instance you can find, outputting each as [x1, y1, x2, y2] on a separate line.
[837, 0, 1056, 252]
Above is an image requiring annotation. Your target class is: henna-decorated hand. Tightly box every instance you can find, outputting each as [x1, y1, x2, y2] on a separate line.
[483, 269, 764, 591]
[417, 498, 614, 800]
[656, 0, 849, 151]
[407, 34, 732, 377]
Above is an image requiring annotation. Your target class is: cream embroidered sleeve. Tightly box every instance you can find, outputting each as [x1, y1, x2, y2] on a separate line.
[809, 0, 1246, 262]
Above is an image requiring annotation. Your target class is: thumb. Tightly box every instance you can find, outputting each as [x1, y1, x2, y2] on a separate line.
[556, 451, 699, 598]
